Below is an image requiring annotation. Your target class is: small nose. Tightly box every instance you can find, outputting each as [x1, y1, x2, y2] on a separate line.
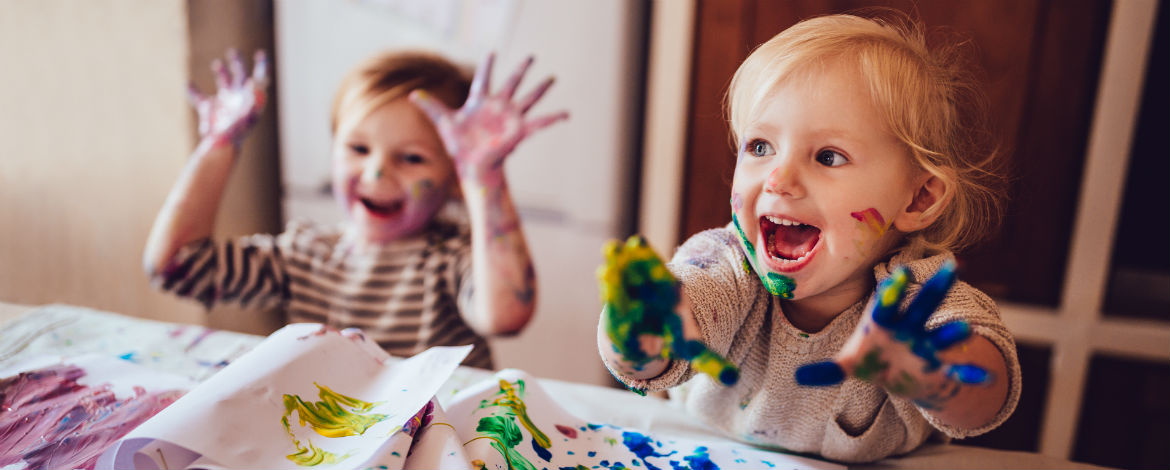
[362, 153, 389, 182]
[763, 159, 804, 198]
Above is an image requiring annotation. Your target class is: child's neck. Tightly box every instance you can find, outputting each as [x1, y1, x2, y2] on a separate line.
[780, 276, 875, 333]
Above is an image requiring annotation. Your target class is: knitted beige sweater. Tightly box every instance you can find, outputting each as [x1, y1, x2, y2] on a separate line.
[600, 226, 1021, 463]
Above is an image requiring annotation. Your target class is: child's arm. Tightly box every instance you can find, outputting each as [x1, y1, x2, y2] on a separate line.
[796, 261, 1010, 431]
[143, 49, 269, 277]
[410, 54, 566, 336]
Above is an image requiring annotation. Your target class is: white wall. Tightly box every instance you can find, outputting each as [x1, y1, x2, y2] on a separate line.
[0, 1, 284, 334]
[0, 1, 204, 324]
[275, 0, 645, 385]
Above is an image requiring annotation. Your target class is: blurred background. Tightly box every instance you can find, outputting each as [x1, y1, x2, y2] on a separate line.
[0, 1, 1164, 468]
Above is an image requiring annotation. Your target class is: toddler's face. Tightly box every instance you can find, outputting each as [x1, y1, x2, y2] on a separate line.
[332, 98, 457, 244]
[730, 61, 921, 309]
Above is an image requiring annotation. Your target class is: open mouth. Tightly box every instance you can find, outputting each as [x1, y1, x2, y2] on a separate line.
[760, 215, 821, 269]
[359, 197, 404, 218]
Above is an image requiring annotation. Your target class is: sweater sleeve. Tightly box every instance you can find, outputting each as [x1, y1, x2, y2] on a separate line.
[879, 246, 1023, 439]
[149, 221, 297, 310]
[601, 227, 764, 392]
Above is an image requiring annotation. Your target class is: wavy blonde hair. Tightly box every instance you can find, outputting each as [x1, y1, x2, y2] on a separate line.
[331, 50, 471, 138]
[727, 11, 1005, 252]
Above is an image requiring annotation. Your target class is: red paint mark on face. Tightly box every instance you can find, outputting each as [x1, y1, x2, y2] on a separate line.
[766, 167, 785, 191]
[555, 424, 578, 438]
[851, 208, 887, 236]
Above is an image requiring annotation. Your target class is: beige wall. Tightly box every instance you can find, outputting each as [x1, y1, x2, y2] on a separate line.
[0, 1, 282, 334]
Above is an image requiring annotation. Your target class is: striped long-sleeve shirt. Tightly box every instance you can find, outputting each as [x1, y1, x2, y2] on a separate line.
[153, 219, 492, 369]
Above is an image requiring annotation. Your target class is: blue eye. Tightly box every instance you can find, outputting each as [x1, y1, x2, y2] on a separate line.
[815, 149, 848, 167]
[745, 139, 774, 158]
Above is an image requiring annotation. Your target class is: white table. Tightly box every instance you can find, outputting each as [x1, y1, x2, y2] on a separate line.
[0, 302, 1107, 469]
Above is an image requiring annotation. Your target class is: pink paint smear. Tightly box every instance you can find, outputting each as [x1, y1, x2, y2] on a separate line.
[0, 364, 183, 470]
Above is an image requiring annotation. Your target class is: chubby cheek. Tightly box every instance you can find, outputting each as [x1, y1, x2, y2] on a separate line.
[845, 207, 892, 258]
[332, 162, 359, 215]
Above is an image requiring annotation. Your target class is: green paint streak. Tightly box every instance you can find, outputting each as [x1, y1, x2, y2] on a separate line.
[475, 415, 537, 470]
[732, 212, 796, 299]
[283, 383, 387, 438]
[281, 383, 387, 466]
[478, 379, 550, 449]
[853, 349, 889, 382]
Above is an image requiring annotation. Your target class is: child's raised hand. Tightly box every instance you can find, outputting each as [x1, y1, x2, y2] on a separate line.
[187, 49, 269, 148]
[409, 53, 568, 185]
[795, 261, 992, 409]
[598, 236, 739, 386]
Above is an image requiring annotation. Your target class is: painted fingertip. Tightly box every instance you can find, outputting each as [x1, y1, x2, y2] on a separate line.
[719, 367, 740, 386]
[930, 321, 971, 350]
[795, 361, 846, 386]
[879, 267, 909, 307]
[947, 364, 990, 385]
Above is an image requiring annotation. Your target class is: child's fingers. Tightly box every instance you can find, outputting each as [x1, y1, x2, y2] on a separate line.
[928, 320, 971, 351]
[517, 76, 555, 114]
[227, 48, 245, 88]
[251, 50, 270, 89]
[522, 111, 569, 137]
[500, 55, 534, 100]
[211, 58, 230, 92]
[900, 259, 957, 331]
[408, 90, 452, 125]
[945, 363, 991, 385]
[186, 82, 206, 108]
[871, 267, 909, 328]
[468, 51, 496, 105]
[795, 360, 846, 386]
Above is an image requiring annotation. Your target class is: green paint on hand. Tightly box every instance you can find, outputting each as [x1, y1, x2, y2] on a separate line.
[597, 235, 739, 386]
[853, 349, 890, 382]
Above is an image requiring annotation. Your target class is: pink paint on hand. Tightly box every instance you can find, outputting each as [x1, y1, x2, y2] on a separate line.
[850, 208, 888, 236]
[0, 364, 183, 470]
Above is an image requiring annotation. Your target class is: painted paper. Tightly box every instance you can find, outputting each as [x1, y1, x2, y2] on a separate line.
[96, 324, 472, 469]
[446, 369, 843, 470]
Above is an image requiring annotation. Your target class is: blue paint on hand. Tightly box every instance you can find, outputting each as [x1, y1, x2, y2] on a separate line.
[947, 364, 991, 384]
[795, 361, 846, 386]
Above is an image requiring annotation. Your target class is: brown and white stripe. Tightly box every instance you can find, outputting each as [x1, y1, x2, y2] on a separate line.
[153, 219, 492, 368]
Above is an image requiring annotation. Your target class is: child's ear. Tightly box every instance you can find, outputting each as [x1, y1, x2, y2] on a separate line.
[893, 173, 950, 232]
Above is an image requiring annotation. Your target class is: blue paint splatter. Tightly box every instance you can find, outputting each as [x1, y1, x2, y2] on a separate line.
[589, 451, 598, 457]
[532, 437, 552, 462]
[761, 460, 775, 467]
[622, 431, 676, 470]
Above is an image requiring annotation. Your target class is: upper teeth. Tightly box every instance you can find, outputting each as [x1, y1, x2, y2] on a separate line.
[766, 215, 802, 226]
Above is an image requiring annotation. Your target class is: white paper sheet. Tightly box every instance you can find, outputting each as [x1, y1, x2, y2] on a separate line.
[97, 323, 472, 470]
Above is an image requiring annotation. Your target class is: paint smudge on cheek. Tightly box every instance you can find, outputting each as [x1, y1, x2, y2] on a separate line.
[849, 208, 890, 257]
[729, 193, 743, 212]
[0, 365, 183, 470]
[411, 179, 436, 200]
[850, 208, 888, 237]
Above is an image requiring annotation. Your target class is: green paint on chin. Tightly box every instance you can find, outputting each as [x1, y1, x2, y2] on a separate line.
[731, 212, 796, 299]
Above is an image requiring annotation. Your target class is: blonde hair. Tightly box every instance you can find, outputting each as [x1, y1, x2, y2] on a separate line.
[331, 51, 471, 137]
[726, 11, 1005, 252]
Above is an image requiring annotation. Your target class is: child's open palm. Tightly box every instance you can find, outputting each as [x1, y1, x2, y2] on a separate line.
[796, 261, 992, 410]
[409, 53, 568, 183]
[187, 49, 269, 147]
